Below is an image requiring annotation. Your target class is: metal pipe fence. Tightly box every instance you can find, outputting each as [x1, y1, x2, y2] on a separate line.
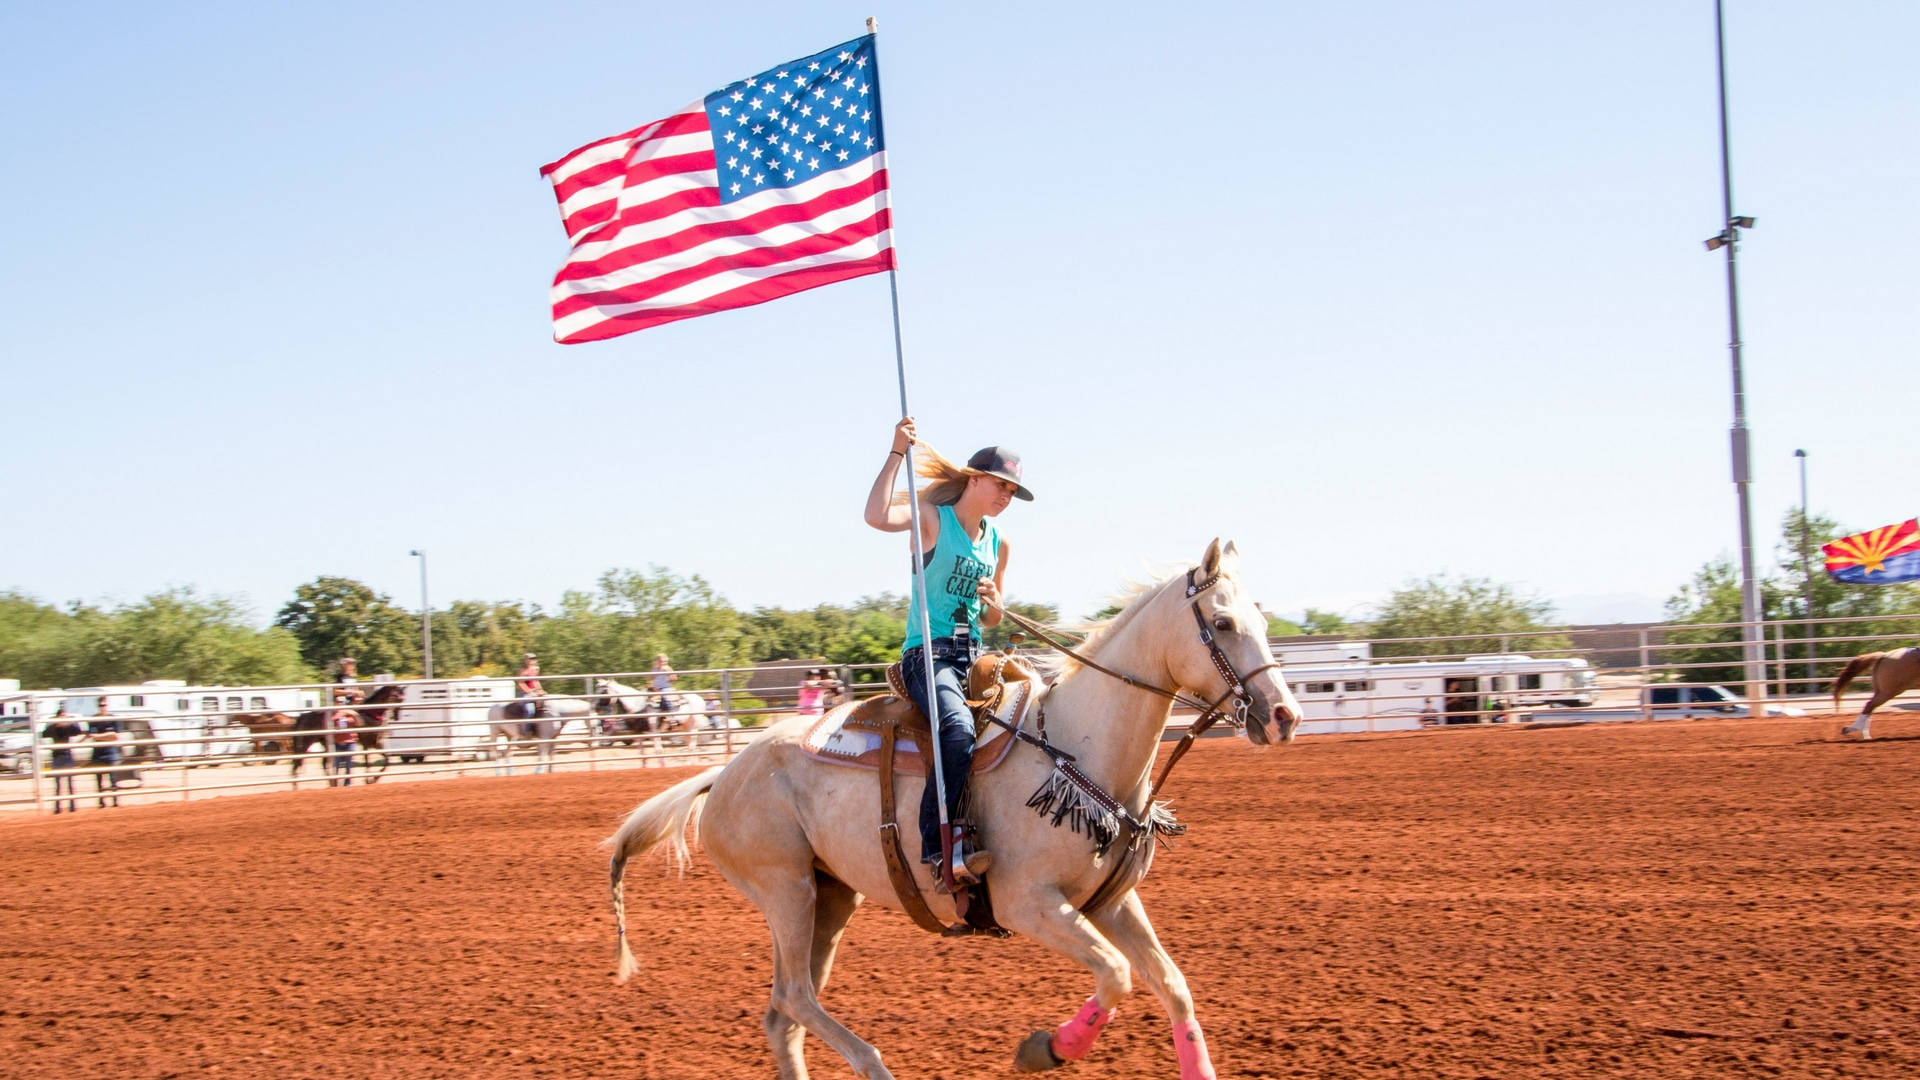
[5, 611, 1915, 814]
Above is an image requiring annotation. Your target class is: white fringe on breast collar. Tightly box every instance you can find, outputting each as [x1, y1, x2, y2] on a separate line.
[1024, 763, 1186, 859]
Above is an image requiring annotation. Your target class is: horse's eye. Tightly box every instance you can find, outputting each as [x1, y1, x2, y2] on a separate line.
[1213, 616, 1234, 633]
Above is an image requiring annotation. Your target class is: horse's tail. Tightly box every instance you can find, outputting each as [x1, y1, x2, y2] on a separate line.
[1832, 652, 1887, 712]
[602, 764, 725, 983]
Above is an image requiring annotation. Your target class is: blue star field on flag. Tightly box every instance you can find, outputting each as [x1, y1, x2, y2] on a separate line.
[704, 35, 883, 205]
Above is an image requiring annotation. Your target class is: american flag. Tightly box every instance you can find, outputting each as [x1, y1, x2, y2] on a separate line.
[541, 34, 893, 344]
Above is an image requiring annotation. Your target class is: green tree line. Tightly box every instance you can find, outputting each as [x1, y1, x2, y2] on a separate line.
[1, 569, 1059, 691]
[9, 518, 1917, 693]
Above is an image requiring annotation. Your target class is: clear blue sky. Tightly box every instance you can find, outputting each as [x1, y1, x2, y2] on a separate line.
[3, 2, 1915, 629]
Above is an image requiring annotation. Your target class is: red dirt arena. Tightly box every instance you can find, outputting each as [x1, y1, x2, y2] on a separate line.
[4, 710, 1915, 1079]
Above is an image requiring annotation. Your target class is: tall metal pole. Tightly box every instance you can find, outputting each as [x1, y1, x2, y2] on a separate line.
[1711, 0, 1765, 712]
[410, 549, 433, 679]
[866, 17, 958, 885]
[1795, 449, 1812, 689]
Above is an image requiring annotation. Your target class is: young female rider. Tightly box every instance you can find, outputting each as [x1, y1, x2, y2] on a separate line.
[863, 416, 1031, 884]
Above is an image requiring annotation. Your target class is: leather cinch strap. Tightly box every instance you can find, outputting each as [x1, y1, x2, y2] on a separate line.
[877, 714, 947, 934]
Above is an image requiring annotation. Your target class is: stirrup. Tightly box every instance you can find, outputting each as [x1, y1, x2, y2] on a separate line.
[925, 844, 993, 893]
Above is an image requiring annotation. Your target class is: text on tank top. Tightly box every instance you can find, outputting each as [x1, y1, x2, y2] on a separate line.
[902, 503, 1000, 652]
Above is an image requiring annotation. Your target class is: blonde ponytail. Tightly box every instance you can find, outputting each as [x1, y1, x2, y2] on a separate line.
[891, 442, 974, 508]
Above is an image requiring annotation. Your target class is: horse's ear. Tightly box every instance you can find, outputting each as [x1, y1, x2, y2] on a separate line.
[1200, 537, 1223, 577]
[1220, 540, 1241, 576]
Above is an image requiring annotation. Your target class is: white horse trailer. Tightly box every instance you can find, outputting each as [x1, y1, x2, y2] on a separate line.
[388, 677, 515, 762]
[1281, 655, 1597, 735]
[0, 685, 43, 774]
[58, 682, 324, 762]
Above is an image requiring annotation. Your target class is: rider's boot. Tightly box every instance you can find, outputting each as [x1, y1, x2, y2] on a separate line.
[943, 822, 992, 889]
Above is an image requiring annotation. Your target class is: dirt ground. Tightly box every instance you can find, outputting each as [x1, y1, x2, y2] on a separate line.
[3, 710, 1915, 1080]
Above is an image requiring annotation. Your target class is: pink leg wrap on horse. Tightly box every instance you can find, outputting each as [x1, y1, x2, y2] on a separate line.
[1051, 998, 1115, 1060]
[1172, 1018, 1217, 1080]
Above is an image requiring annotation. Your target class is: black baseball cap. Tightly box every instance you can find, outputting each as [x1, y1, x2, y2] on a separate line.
[966, 446, 1033, 501]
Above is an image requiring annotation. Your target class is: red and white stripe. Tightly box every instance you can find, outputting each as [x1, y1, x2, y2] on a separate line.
[541, 104, 894, 344]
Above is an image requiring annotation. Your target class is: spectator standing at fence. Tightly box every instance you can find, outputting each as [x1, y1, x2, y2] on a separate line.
[515, 653, 546, 721]
[337, 655, 359, 687]
[329, 692, 360, 786]
[86, 698, 125, 809]
[796, 669, 831, 718]
[43, 704, 83, 814]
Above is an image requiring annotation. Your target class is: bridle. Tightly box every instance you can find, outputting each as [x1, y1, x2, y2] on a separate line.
[988, 565, 1286, 804]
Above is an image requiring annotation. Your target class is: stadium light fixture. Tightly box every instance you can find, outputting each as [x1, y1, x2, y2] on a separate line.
[1703, 0, 1766, 710]
[409, 549, 433, 679]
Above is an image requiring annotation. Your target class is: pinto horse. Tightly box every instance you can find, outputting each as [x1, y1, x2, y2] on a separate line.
[596, 679, 709, 746]
[1832, 645, 1920, 740]
[488, 694, 595, 775]
[606, 539, 1303, 1080]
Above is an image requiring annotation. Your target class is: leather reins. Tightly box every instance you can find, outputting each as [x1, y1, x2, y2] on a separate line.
[986, 566, 1285, 806]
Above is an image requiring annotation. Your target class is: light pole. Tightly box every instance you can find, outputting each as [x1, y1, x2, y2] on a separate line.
[1703, 0, 1765, 711]
[1795, 449, 1812, 690]
[409, 549, 433, 678]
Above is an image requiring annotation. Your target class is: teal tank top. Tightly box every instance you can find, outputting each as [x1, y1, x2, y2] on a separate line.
[902, 504, 1001, 653]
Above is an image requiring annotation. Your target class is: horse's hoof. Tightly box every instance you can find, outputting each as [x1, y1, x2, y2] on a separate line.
[1015, 1029, 1065, 1072]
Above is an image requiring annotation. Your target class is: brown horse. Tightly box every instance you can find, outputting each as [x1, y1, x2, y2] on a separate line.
[354, 683, 404, 778]
[1831, 646, 1920, 740]
[234, 712, 302, 759]
[287, 683, 406, 783]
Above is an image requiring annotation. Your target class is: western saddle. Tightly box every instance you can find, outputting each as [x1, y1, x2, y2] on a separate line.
[807, 650, 1040, 936]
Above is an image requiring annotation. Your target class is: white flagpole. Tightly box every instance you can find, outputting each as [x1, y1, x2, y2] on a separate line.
[867, 16, 959, 888]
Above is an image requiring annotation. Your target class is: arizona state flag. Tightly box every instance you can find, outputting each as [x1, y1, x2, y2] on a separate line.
[1823, 518, 1920, 584]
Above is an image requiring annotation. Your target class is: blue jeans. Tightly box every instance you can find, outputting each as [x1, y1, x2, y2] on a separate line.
[900, 645, 975, 860]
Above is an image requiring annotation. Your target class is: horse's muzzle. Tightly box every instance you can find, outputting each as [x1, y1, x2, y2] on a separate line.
[1245, 700, 1299, 747]
[1271, 703, 1300, 744]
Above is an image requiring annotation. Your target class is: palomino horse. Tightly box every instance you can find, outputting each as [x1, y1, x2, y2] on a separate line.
[607, 540, 1301, 1080]
[1831, 645, 1919, 740]
[488, 695, 594, 774]
[597, 679, 709, 746]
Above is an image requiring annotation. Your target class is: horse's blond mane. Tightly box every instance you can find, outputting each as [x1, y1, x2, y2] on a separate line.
[1031, 571, 1180, 681]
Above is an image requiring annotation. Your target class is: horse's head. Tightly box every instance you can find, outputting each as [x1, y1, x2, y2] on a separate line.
[594, 679, 643, 715]
[1153, 538, 1302, 746]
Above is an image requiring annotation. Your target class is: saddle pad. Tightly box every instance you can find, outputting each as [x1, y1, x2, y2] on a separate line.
[801, 680, 1035, 776]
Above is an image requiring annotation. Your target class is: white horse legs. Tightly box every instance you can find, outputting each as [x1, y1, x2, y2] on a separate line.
[1091, 891, 1218, 1080]
[1844, 689, 1899, 741]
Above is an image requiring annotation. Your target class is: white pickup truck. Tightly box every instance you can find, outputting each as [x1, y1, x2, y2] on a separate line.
[1641, 684, 1806, 718]
[1519, 684, 1808, 724]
